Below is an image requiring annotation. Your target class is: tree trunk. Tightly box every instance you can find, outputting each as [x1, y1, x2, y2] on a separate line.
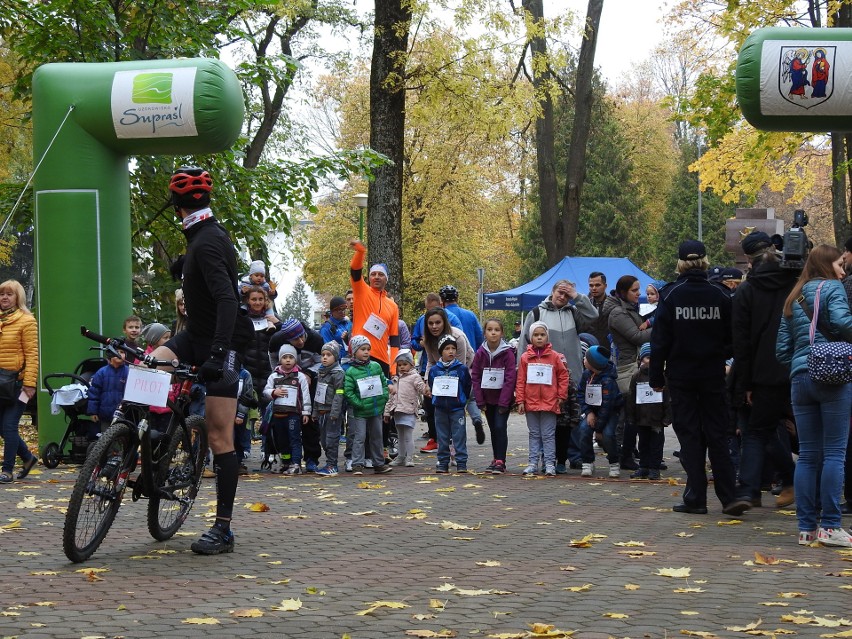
[522, 0, 561, 267]
[832, 3, 852, 245]
[368, 0, 410, 308]
[561, 0, 604, 255]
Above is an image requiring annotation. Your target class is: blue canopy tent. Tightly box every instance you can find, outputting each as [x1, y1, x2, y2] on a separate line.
[484, 256, 656, 311]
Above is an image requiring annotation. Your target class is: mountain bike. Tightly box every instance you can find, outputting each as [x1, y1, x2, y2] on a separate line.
[62, 327, 208, 563]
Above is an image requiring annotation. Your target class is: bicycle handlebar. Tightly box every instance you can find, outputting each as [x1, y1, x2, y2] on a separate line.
[79, 326, 198, 380]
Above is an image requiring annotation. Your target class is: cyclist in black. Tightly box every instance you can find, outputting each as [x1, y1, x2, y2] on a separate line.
[152, 167, 253, 555]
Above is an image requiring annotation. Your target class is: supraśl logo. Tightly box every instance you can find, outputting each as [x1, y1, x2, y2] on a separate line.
[111, 67, 198, 139]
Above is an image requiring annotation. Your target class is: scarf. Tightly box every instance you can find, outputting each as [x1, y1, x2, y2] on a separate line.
[181, 207, 214, 230]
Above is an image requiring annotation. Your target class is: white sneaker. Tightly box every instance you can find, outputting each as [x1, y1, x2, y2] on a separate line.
[450, 456, 457, 467]
[545, 464, 556, 476]
[609, 463, 621, 478]
[365, 459, 374, 468]
[817, 527, 852, 548]
[389, 456, 403, 466]
[522, 464, 537, 475]
[581, 463, 594, 477]
[404, 456, 414, 467]
[798, 530, 817, 546]
[344, 459, 353, 472]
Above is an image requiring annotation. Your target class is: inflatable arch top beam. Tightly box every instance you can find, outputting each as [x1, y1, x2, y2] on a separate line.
[737, 27, 852, 132]
[32, 58, 244, 453]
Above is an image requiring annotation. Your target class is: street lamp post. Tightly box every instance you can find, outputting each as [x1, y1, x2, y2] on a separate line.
[353, 193, 368, 242]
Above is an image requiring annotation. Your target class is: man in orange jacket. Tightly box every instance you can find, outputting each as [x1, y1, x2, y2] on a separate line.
[348, 239, 400, 376]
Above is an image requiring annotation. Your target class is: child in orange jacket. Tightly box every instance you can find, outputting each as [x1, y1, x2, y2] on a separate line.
[516, 321, 569, 476]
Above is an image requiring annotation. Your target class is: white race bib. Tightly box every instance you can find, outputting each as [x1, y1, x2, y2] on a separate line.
[363, 313, 387, 340]
[274, 385, 298, 408]
[252, 317, 268, 331]
[433, 375, 460, 397]
[314, 382, 329, 404]
[585, 384, 603, 406]
[636, 382, 663, 404]
[527, 363, 553, 385]
[357, 375, 383, 398]
[481, 368, 505, 390]
[124, 366, 171, 408]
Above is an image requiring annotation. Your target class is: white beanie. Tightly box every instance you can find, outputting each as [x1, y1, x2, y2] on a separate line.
[249, 260, 266, 275]
[278, 344, 298, 361]
[528, 320, 549, 340]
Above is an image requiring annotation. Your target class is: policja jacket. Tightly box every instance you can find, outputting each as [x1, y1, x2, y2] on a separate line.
[649, 270, 733, 388]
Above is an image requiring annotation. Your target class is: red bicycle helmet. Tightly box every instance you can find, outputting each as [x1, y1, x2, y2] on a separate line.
[169, 167, 212, 208]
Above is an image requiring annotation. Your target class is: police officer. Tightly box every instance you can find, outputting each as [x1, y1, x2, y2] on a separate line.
[649, 240, 751, 517]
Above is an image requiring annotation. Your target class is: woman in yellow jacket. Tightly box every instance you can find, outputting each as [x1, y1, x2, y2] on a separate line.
[0, 279, 38, 482]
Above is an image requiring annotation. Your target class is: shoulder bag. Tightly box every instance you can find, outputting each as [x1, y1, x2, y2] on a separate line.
[799, 280, 852, 385]
[0, 367, 22, 404]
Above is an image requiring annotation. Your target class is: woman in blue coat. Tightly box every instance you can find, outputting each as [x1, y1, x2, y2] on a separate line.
[776, 245, 852, 548]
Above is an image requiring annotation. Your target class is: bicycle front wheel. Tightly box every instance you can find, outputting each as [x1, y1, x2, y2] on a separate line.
[147, 414, 207, 541]
[62, 423, 134, 563]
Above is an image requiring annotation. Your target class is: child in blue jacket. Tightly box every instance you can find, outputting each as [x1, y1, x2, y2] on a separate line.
[574, 345, 623, 479]
[87, 351, 129, 434]
[428, 335, 473, 473]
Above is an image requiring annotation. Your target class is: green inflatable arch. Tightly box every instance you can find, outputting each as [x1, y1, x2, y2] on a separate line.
[32, 58, 244, 455]
[737, 27, 852, 131]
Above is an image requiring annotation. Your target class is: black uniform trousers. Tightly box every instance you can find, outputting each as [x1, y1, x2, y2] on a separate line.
[669, 378, 737, 509]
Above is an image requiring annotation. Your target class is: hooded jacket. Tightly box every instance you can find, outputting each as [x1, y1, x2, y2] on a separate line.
[776, 278, 852, 378]
[312, 363, 345, 421]
[428, 357, 472, 412]
[518, 294, 598, 384]
[344, 359, 389, 418]
[732, 259, 797, 390]
[578, 360, 622, 427]
[0, 308, 37, 387]
[243, 311, 280, 397]
[385, 368, 428, 416]
[626, 364, 672, 428]
[87, 363, 128, 422]
[516, 343, 569, 413]
[471, 340, 517, 408]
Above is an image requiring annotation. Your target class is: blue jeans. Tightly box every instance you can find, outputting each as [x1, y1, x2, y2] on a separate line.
[483, 404, 509, 461]
[1, 398, 33, 474]
[790, 372, 852, 531]
[466, 398, 482, 424]
[271, 413, 302, 466]
[575, 412, 619, 463]
[434, 407, 467, 468]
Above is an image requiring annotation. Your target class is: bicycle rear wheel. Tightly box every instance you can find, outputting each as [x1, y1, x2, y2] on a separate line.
[62, 423, 133, 563]
[147, 414, 207, 541]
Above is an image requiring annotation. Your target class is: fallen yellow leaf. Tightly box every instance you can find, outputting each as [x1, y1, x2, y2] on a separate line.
[246, 502, 270, 512]
[182, 617, 220, 625]
[679, 631, 720, 638]
[433, 583, 456, 592]
[475, 560, 501, 567]
[754, 552, 779, 565]
[563, 584, 593, 592]
[681, 611, 700, 615]
[726, 619, 762, 631]
[271, 598, 302, 611]
[657, 567, 692, 578]
[624, 584, 640, 590]
[429, 599, 446, 610]
[404, 631, 457, 638]
[613, 541, 646, 547]
[231, 608, 264, 618]
[235, 574, 257, 579]
[603, 612, 629, 619]
[674, 587, 706, 593]
[779, 592, 807, 598]
[0, 519, 23, 529]
[455, 588, 492, 596]
[717, 519, 742, 525]
[439, 520, 481, 530]
[356, 600, 410, 615]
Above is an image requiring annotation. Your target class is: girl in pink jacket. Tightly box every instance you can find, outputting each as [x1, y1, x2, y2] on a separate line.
[516, 321, 569, 476]
[384, 350, 430, 467]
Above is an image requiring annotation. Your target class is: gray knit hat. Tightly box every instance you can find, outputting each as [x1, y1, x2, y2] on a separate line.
[278, 344, 298, 361]
[349, 335, 370, 356]
[395, 349, 414, 365]
[141, 322, 170, 347]
[321, 341, 340, 361]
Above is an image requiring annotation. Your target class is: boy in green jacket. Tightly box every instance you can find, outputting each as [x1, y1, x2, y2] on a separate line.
[344, 336, 391, 475]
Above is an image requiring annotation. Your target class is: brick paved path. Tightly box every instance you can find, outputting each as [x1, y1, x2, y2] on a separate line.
[1, 415, 850, 639]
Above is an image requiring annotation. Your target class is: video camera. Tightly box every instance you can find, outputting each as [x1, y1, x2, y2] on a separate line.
[779, 209, 810, 270]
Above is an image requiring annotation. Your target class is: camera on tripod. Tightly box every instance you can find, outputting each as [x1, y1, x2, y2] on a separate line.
[780, 209, 810, 270]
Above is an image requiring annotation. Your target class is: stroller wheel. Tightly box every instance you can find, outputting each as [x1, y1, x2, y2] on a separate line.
[42, 443, 62, 469]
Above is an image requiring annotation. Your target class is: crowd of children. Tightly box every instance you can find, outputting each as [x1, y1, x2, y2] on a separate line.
[81, 258, 670, 482]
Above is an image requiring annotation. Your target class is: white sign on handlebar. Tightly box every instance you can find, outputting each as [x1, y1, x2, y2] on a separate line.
[124, 365, 171, 408]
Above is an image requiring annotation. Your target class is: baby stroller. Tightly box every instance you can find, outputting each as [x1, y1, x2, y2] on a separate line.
[41, 355, 108, 468]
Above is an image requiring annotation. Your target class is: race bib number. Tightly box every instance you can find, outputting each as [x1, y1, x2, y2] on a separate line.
[433, 375, 460, 397]
[527, 363, 553, 385]
[274, 385, 298, 408]
[481, 368, 504, 390]
[363, 313, 387, 340]
[314, 382, 329, 404]
[252, 317, 268, 331]
[357, 375, 383, 398]
[636, 383, 663, 404]
[585, 384, 603, 406]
